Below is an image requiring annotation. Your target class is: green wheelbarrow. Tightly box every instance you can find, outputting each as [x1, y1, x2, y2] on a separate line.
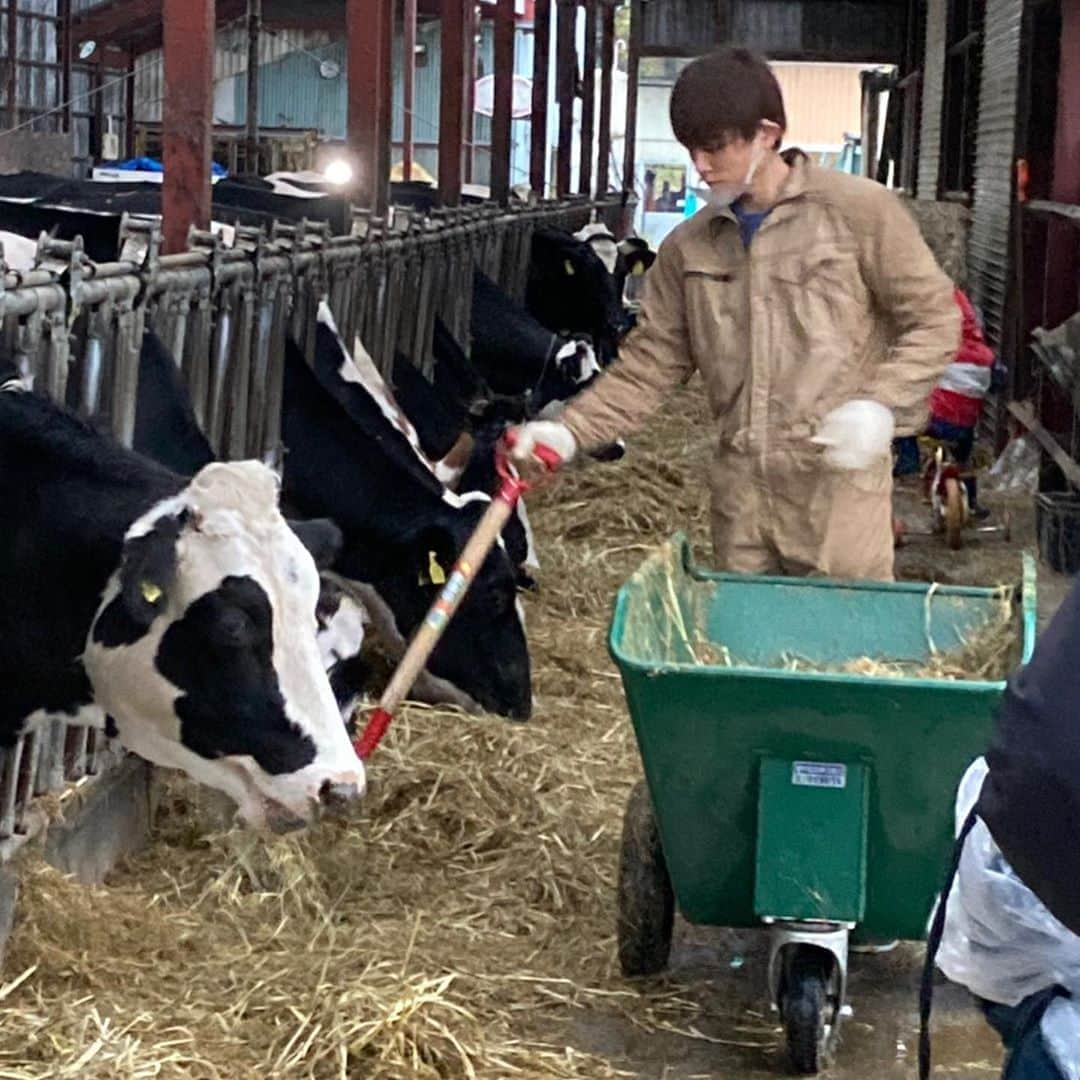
[608, 535, 1037, 1074]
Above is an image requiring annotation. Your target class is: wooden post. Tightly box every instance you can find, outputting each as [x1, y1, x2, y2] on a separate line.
[579, 0, 596, 196]
[491, 0, 514, 204]
[403, 0, 417, 182]
[529, 0, 551, 195]
[244, 0, 261, 175]
[439, 0, 466, 206]
[555, 0, 575, 197]
[596, 0, 613, 194]
[162, 0, 215, 254]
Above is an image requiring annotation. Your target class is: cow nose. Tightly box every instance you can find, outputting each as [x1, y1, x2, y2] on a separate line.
[319, 779, 362, 812]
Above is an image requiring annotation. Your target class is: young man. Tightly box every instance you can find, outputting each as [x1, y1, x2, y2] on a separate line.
[511, 47, 960, 581]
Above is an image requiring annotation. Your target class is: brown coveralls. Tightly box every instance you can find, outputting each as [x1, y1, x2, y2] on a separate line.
[561, 154, 960, 580]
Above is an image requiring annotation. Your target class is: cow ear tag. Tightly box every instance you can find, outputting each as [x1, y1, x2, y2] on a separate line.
[564, 259, 575, 276]
[632, 262, 646, 276]
[140, 580, 163, 606]
[420, 551, 447, 586]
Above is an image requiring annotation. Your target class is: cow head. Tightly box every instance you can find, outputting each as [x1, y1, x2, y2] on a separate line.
[369, 503, 532, 720]
[83, 460, 365, 832]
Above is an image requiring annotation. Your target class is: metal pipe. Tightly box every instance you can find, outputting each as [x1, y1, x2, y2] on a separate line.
[579, 0, 597, 196]
[597, 2, 614, 195]
[556, 0, 576, 197]
[623, 0, 642, 210]
[403, 0, 417, 183]
[245, 0, 262, 175]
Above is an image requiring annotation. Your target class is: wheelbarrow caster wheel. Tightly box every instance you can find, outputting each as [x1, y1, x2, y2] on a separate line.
[617, 779, 674, 977]
[780, 952, 837, 1075]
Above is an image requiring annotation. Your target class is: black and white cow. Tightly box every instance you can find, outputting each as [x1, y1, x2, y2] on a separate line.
[0, 381, 364, 832]
[130, 326, 372, 722]
[470, 269, 601, 415]
[526, 226, 636, 366]
[573, 223, 657, 308]
[281, 306, 532, 719]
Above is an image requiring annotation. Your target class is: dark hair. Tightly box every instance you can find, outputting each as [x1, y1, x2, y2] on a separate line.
[669, 47, 786, 151]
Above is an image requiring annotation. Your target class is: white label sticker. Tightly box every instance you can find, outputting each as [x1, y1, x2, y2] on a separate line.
[792, 762, 847, 789]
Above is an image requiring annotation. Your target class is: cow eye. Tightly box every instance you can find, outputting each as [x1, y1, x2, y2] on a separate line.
[213, 607, 257, 648]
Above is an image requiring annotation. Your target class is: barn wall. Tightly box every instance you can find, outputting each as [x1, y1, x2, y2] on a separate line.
[902, 197, 970, 284]
[916, 0, 946, 198]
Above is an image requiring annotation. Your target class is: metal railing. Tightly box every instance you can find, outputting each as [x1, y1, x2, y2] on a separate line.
[0, 191, 624, 846]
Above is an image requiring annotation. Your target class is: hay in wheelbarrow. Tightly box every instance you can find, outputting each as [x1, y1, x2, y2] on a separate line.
[675, 581, 1022, 682]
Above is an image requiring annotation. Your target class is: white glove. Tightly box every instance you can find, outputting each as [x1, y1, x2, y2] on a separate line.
[810, 400, 895, 471]
[508, 420, 578, 469]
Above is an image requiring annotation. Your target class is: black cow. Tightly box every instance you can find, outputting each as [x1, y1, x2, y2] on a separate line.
[281, 307, 532, 719]
[130, 327, 372, 721]
[526, 226, 635, 366]
[0, 380, 363, 832]
[471, 269, 601, 415]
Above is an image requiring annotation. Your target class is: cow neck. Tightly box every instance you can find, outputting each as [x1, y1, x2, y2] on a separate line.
[0, 389, 184, 558]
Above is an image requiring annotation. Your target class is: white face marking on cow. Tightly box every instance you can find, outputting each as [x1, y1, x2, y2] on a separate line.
[515, 498, 540, 570]
[317, 593, 368, 669]
[573, 223, 619, 275]
[555, 339, 601, 385]
[82, 461, 364, 830]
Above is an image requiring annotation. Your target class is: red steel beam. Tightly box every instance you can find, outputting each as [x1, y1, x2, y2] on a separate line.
[346, 0, 392, 213]
[439, 0, 466, 206]
[59, 0, 72, 134]
[162, 0, 215, 254]
[579, 0, 596, 195]
[1043, 0, 1080, 328]
[464, 0, 477, 183]
[555, 0, 575, 197]
[377, 0, 393, 208]
[244, 0, 261, 175]
[529, 0, 550, 194]
[7, 0, 17, 130]
[596, 0, 613, 194]
[125, 49, 137, 159]
[402, 0, 417, 181]
[490, 0, 514, 204]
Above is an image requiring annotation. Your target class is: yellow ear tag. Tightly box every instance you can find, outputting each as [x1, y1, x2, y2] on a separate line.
[140, 581, 162, 605]
[632, 262, 646, 276]
[427, 551, 447, 586]
[564, 259, 575, 276]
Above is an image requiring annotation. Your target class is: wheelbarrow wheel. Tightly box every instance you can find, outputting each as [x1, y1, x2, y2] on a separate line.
[781, 950, 836, 1074]
[617, 779, 674, 977]
[944, 476, 965, 550]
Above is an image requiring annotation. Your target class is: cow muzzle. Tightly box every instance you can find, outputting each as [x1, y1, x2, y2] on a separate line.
[319, 778, 363, 813]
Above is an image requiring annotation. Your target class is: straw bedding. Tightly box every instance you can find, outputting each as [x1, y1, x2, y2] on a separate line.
[0, 382, 1013, 1077]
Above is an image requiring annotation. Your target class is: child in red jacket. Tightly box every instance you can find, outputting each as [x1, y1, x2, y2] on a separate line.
[894, 287, 996, 518]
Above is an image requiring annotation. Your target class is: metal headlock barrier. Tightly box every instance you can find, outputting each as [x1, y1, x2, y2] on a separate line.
[0, 190, 626, 851]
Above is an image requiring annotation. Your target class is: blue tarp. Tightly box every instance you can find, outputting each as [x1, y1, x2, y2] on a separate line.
[110, 156, 228, 178]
